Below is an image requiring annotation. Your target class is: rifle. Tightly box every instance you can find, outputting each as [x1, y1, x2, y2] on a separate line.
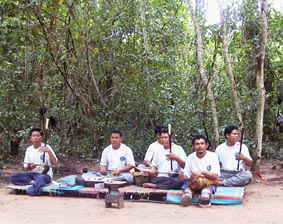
[168, 124, 173, 171]
[237, 128, 245, 171]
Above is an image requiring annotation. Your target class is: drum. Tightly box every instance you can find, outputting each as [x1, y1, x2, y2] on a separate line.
[190, 176, 220, 191]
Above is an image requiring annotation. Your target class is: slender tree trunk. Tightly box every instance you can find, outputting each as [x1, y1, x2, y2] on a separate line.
[139, 1, 149, 53]
[86, 39, 108, 108]
[254, 0, 268, 171]
[219, 5, 244, 129]
[186, 0, 220, 145]
[10, 138, 21, 156]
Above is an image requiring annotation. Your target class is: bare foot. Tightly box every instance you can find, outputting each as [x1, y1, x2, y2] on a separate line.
[29, 180, 35, 185]
[217, 180, 224, 185]
[142, 183, 157, 188]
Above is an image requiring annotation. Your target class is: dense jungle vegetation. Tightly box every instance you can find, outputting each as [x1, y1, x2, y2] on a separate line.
[0, 0, 282, 164]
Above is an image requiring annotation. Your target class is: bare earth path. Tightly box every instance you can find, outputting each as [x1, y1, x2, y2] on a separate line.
[1, 182, 283, 224]
[1, 160, 283, 224]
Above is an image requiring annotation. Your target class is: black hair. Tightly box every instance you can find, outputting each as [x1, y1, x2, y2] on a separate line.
[154, 125, 167, 135]
[224, 125, 239, 138]
[29, 128, 44, 136]
[110, 130, 123, 137]
[160, 129, 170, 135]
[192, 135, 208, 145]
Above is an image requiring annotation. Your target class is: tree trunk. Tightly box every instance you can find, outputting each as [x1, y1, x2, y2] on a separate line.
[10, 138, 21, 156]
[186, 0, 220, 145]
[139, 1, 149, 53]
[254, 0, 268, 171]
[219, 6, 244, 129]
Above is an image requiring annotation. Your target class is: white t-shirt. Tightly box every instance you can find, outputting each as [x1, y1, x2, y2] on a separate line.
[152, 143, 187, 177]
[24, 143, 58, 178]
[215, 142, 252, 171]
[100, 143, 135, 171]
[184, 151, 220, 178]
[144, 141, 163, 162]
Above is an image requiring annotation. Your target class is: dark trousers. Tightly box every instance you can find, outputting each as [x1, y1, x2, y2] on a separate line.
[10, 172, 51, 196]
[150, 176, 184, 190]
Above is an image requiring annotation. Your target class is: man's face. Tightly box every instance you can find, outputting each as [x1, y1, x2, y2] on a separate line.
[110, 133, 122, 149]
[156, 133, 162, 144]
[160, 133, 170, 148]
[193, 138, 208, 158]
[226, 129, 240, 144]
[30, 131, 42, 145]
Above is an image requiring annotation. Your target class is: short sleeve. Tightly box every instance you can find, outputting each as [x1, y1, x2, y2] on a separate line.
[46, 145, 58, 164]
[210, 153, 221, 176]
[100, 148, 108, 166]
[177, 146, 187, 161]
[183, 157, 192, 178]
[215, 147, 220, 158]
[144, 146, 154, 162]
[23, 148, 31, 168]
[151, 151, 159, 168]
[126, 148, 135, 166]
[241, 145, 252, 160]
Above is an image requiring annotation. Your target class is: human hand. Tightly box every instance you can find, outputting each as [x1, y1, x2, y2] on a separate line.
[178, 172, 186, 181]
[191, 172, 202, 182]
[139, 168, 149, 175]
[201, 171, 210, 177]
[141, 170, 150, 176]
[192, 172, 202, 177]
[235, 153, 246, 161]
[166, 153, 177, 160]
[27, 163, 37, 170]
[112, 169, 120, 176]
[39, 146, 50, 153]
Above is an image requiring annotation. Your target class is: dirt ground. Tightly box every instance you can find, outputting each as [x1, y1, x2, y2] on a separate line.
[0, 160, 283, 224]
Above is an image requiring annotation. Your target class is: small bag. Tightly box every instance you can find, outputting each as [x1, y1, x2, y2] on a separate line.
[133, 172, 151, 186]
[130, 167, 151, 186]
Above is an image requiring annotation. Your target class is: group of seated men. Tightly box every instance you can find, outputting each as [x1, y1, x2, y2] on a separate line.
[10, 125, 253, 207]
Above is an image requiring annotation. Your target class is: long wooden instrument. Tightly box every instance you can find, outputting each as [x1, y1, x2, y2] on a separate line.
[237, 128, 245, 171]
[168, 124, 173, 171]
[42, 118, 50, 164]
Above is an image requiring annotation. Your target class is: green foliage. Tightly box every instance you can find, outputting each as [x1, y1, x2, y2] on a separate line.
[0, 0, 282, 162]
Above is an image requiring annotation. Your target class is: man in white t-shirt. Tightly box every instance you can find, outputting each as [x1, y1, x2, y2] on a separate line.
[10, 128, 58, 196]
[181, 135, 220, 207]
[215, 125, 253, 186]
[143, 125, 166, 167]
[100, 130, 135, 183]
[142, 131, 187, 189]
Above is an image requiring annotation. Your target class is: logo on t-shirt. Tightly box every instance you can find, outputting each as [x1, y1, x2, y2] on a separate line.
[206, 165, 211, 171]
[120, 156, 126, 161]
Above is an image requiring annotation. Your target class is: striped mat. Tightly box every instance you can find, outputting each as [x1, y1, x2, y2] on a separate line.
[6, 175, 245, 205]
